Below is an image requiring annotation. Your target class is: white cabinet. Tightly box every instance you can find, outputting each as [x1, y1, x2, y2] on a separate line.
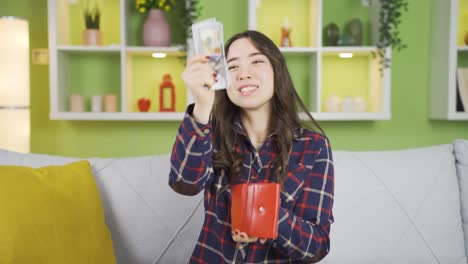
[429, 0, 468, 120]
[48, 0, 189, 120]
[248, 0, 391, 120]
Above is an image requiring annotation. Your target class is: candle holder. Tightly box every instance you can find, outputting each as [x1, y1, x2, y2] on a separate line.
[159, 74, 175, 112]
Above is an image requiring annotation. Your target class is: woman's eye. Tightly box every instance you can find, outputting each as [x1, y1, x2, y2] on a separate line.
[252, 60, 264, 64]
[228, 65, 238, 70]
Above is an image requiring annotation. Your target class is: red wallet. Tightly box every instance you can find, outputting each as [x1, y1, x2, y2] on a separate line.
[230, 182, 281, 239]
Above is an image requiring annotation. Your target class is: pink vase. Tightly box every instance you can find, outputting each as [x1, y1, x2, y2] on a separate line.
[143, 9, 171, 47]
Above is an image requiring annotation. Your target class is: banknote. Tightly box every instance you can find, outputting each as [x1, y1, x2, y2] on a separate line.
[192, 18, 230, 90]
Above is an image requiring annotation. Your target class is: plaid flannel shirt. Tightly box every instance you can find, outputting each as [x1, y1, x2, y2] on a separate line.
[169, 105, 334, 264]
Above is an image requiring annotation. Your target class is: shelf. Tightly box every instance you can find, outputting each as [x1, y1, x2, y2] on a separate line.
[252, 0, 318, 47]
[249, 0, 390, 121]
[280, 47, 318, 54]
[126, 45, 185, 56]
[50, 111, 391, 121]
[56, 52, 121, 112]
[123, 0, 188, 47]
[321, 50, 384, 113]
[322, 0, 376, 46]
[54, 0, 121, 46]
[430, 0, 468, 120]
[124, 53, 186, 113]
[321, 46, 378, 53]
[448, 112, 468, 120]
[48, 0, 390, 121]
[49, 0, 190, 120]
[50, 111, 185, 121]
[57, 45, 121, 53]
[301, 112, 390, 121]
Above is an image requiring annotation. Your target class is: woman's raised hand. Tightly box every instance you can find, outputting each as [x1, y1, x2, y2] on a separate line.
[182, 55, 217, 124]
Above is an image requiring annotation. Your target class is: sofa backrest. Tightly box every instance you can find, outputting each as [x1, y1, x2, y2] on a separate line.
[324, 143, 467, 264]
[455, 139, 468, 259]
[0, 150, 204, 264]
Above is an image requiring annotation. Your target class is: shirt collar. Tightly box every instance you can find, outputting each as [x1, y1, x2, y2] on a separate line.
[233, 117, 247, 137]
[232, 116, 301, 141]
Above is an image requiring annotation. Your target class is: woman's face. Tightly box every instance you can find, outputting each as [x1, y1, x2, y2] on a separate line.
[225, 38, 274, 112]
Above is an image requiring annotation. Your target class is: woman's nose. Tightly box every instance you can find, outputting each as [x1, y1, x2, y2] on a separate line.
[237, 65, 252, 80]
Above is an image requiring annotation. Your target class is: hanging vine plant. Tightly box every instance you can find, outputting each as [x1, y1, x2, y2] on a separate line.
[374, 0, 409, 71]
[176, 0, 202, 53]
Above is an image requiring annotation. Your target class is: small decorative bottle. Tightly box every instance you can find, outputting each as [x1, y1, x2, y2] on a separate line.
[159, 74, 175, 112]
[280, 17, 292, 47]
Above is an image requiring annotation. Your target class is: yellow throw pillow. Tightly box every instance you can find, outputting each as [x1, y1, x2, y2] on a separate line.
[0, 160, 116, 264]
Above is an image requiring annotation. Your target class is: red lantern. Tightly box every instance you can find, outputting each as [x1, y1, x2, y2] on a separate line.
[159, 74, 175, 112]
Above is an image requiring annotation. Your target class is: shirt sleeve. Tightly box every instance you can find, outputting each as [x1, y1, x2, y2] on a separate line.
[168, 104, 215, 196]
[273, 136, 335, 262]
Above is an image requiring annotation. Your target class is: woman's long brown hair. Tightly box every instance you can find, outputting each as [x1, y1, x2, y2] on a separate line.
[212, 30, 324, 184]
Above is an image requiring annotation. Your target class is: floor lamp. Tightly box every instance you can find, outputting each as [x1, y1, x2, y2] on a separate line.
[0, 17, 30, 153]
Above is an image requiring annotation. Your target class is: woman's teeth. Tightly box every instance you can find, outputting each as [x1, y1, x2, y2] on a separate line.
[240, 86, 257, 93]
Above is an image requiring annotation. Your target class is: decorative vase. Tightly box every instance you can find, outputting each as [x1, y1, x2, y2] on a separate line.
[143, 8, 171, 47]
[323, 23, 340, 46]
[338, 34, 356, 46]
[344, 18, 363, 46]
[83, 29, 102, 46]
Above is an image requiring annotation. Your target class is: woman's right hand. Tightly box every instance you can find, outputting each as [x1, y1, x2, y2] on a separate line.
[182, 55, 216, 124]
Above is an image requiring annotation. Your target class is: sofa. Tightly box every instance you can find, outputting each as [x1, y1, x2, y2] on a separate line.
[0, 139, 467, 264]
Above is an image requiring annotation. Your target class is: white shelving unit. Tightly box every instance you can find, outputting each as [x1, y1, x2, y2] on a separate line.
[248, 0, 391, 121]
[50, 111, 185, 121]
[48, 0, 391, 121]
[48, 0, 190, 121]
[57, 45, 122, 52]
[429, 0, 468, 120]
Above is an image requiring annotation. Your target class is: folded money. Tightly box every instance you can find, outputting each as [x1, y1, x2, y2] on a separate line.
[191, 18, 230, 90]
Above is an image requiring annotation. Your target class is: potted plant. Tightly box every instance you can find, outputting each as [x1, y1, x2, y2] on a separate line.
[83, 2, 102, 46]
[135, 0, 201, 48]
[372, 0, 409, 70]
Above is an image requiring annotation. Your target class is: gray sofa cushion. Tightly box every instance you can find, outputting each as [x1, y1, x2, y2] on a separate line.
[455, 139, 468, 259]
[324, 144, 467, 264]
[0, 150, 203, 264]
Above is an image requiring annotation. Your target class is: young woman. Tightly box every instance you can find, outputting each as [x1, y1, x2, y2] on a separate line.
[169, 30, 334, 263]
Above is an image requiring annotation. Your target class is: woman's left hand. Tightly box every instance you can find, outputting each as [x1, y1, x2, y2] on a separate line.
[232, 229, 267, 244]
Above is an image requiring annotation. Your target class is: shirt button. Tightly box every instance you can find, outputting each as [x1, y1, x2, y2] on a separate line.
[203, 128, 209, 134]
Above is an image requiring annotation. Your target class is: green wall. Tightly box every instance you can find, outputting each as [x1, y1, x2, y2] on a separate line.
[2, 0, 467, 158]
